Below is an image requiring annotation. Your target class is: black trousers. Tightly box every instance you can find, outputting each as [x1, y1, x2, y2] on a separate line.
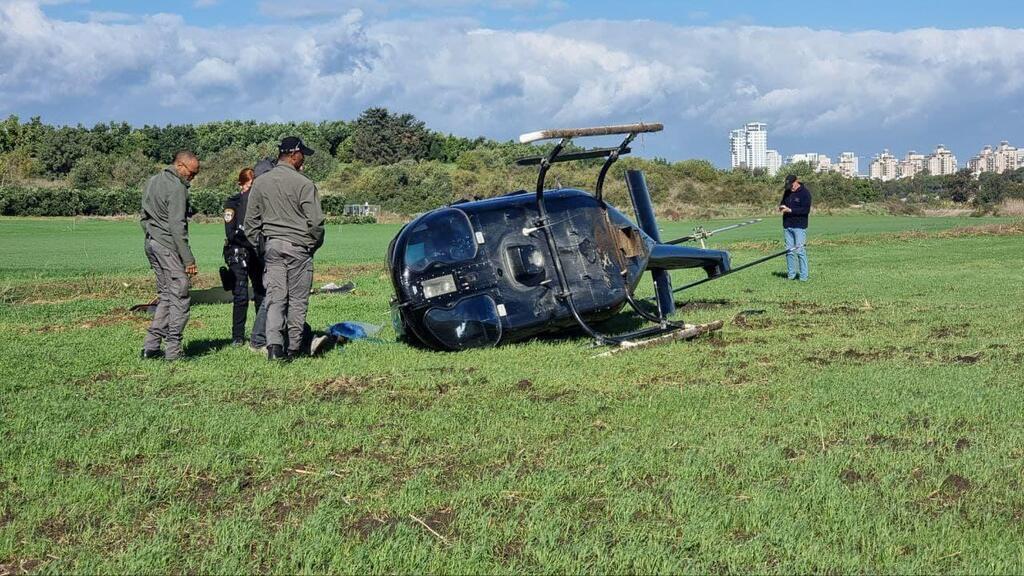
[225, 246, 265, 341]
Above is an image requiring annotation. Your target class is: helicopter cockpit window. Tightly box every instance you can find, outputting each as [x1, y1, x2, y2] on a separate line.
[404, 209, 477, 272]
[424, 295, 502, 350]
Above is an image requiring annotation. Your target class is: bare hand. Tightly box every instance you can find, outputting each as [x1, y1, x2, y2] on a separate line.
[186, 263, 198, 276]
[780, 206, 792, 214]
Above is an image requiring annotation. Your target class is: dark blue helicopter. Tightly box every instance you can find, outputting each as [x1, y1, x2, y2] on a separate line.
[387, 123, 788, 351]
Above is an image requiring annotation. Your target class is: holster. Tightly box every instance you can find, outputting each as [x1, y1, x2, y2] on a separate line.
[219, 265, 236, 291]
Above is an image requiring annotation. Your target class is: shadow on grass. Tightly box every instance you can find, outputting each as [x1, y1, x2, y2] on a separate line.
[771, 271, 793, 279]
[184, 338, 235, 357]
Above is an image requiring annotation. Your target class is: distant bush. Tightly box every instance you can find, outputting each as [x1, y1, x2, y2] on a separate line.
[0, 186, 231, 217]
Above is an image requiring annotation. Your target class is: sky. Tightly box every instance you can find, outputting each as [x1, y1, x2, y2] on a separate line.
[2, 0, 1024, 168]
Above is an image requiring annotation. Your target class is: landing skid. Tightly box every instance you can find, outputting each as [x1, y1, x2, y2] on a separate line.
[592, 320, 724, 357]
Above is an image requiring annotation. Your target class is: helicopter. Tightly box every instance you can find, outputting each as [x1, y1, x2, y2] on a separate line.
[386, 123, 790, 351]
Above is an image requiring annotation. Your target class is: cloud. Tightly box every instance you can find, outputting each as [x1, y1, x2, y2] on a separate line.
[2, 1, 1024, 162]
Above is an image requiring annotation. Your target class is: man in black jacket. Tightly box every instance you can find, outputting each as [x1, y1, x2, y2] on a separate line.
[223, 167, 265, 345]
[779, 174, 811, 281]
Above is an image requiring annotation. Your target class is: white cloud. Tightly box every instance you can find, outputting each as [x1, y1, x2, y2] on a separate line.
[2, 1, 1024, 162]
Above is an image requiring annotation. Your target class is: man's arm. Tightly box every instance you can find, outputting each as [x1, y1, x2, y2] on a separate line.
[300, 182, 325, 252]
[167, 183, 196, 268]
[243, 187, 264, 248]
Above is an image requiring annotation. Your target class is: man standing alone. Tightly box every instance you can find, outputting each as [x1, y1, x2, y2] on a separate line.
[140, 151, 200, 360]
[244, 137, 325, 361]
[779, 174, 811, 281]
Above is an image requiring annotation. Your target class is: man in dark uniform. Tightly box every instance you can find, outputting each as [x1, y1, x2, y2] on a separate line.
[223, 168, 265, 346]
[140, 151, 200, 361]
[244, 137, 325, 361]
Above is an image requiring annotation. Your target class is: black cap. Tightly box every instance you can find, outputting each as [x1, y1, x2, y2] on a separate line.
[279, 136, 315, 156]
[784, 174, 798, 188]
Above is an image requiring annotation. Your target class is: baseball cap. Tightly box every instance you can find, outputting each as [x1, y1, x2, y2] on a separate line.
[279, 136, 315, 156]
[784, 174, 798, 188]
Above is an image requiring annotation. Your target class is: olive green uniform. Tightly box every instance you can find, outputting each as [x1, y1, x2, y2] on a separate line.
[140, 167, 195, 359]
[243, 163, 324, 354]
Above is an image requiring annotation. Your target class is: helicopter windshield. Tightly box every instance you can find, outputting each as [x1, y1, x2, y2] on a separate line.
[424, 295, 502, 350]
[403, 209, 477, 272]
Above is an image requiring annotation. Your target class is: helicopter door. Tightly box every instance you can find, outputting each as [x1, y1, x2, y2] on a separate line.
[423, 294, 503, 350]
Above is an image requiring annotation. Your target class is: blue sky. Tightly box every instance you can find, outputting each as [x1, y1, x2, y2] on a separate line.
[4, 0, 1024, 168]
[43, 0, 1024, 31]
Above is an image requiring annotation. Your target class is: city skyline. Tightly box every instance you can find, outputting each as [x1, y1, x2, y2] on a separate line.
[728, 121, 1021, 179]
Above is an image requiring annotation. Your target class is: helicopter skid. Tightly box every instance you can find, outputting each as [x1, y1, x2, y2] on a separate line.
[592, 320, 724, 357]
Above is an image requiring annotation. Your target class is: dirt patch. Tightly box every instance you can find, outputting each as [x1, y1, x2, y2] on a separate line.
[0, 559, 43, 575]
[266, 491, 322, 527]
[867, 433, 910, 449]
[929, 325, 966, 339]
[955, 438, 971, 452]
[781, 447, 799, 460]
[350, 514, 401, 539]
[731, 528, 756, 542]
[731, 313, 771, 330]
[952, 352, 983, 364]
[36, 516, 70, 544]
[839, 468, 864, 486]
[939, 474, 971, 501]
[515, 379, 533, 391]
[495, 539, 525, 562]
[0, 509, 12, 529]
[417, 508, 455, 540]
[313, 375, 382, 400]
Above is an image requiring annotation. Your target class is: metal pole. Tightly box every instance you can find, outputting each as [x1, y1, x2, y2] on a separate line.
[625, 170, 675, 318]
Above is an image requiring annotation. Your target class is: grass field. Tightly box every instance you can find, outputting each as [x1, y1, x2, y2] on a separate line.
[1, 214, 1023, 573]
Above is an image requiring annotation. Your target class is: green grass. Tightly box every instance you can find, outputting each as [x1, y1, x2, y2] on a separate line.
[1, 215, 1023, 573]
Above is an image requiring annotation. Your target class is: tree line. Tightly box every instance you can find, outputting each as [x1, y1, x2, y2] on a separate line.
[1, 108, 1022, 218]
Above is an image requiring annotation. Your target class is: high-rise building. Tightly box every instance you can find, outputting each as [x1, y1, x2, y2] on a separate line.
[729, 129, 747, 169]
[766, 149, 782, 176]
[837, 152, 859, 178]
[969, 141, 1019, 176]
[729, 122, 769, 171]
[968, 146, 993, 177]
[926, 145, 958, 176]
[869, 149, 899, 181]
[994, 141, 1019, 174]
[899, 151, 926, 179]
[788, 152, 832, 173]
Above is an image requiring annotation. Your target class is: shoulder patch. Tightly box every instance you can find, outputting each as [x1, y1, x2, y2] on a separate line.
[224, 208, 235, 223]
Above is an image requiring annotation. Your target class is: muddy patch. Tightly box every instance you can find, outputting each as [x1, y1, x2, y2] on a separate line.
[936, 474, 972, 503]
[350, 514, 401, 539]
[955, 438, 971, 452]
[313, 375, 383, 400]
[0, 559, 43, 575]
[867, 433, 910, 449]
[952, 352, 983, 365]
[515, 379, 533, 391]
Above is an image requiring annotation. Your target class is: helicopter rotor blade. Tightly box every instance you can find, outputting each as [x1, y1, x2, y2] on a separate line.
[519, 122, 663, 144]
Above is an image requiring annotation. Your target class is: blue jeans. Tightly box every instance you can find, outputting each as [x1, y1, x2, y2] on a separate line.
[784, 227, 808, 280]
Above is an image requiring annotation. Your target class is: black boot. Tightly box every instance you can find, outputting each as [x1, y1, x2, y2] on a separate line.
[267, 344, 289, 362]
[140, 348, 164, 360]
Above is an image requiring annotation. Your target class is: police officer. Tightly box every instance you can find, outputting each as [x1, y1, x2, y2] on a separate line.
[223, 167, 265, 346]
[244, 137, 325, 361]
[140, 151, 200, 361]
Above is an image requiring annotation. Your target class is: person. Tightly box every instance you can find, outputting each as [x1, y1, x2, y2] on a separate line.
[139, 151, 200, 360]
[244, 137, 325, 361]
[247, 157, 277, 354]
[779, 174, 811, 281]
[223, 168, 265, 346]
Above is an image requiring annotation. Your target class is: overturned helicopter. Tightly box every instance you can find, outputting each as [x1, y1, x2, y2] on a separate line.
[387, 123, 789, 351]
